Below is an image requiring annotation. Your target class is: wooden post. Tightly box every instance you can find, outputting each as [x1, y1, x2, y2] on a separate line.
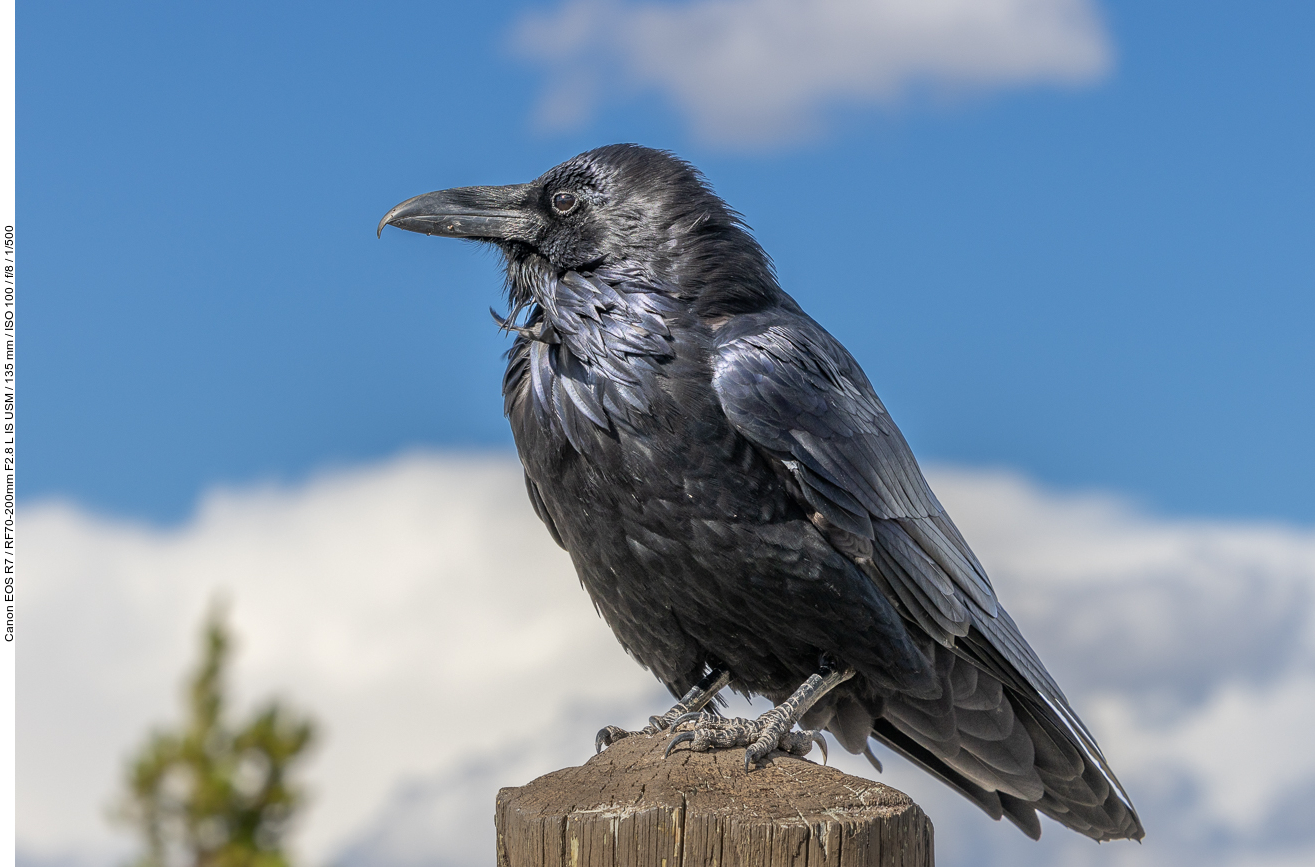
[496, 732, 934, 866]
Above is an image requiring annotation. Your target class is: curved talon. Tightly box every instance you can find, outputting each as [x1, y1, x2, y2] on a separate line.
[664, 731, 696, 758]
[811, 732, 828, 765]
[669, 711, 706, 730]
[595, 725, 626, 754]
[744, 738, 773, 771]
[647, 714, 668, 731]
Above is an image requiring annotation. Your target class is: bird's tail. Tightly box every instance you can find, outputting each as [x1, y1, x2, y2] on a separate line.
[809, 641, 1144, 842]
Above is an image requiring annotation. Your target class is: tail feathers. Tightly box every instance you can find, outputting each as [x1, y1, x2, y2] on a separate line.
[869, 717, 1018, 830]
[869, 713, 1144, 842]
[998, 793, 1043, 839]
[826, 644, 1144, 842]
[956, 616, 1144, 838]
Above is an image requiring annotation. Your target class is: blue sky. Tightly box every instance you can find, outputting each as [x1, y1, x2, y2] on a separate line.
[20, 1, 1315, 524]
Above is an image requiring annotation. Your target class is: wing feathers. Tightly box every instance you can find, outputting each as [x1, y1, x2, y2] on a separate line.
[900, 516, 997, 614]
[714, 319, 997, 647]
[711, 312, 1143, 842]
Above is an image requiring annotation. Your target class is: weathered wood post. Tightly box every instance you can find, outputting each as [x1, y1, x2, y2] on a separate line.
[496, 733, 934, 866]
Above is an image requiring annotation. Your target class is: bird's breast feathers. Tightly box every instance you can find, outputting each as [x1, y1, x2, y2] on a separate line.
[503, 269, 695, 451]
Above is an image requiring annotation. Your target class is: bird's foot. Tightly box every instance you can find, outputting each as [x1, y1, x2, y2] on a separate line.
[664, 708, 827, 770]
[664, 658, 856, 771]
[593, 706, 688, 752]
[595, 666, 731, 754]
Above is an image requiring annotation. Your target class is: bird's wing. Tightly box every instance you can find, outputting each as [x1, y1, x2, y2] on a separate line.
[714, 313, 1145, 840]
[711, 312, 1061, 699]
[524, 472, 566, 549]
[709, 311, 1145, 840]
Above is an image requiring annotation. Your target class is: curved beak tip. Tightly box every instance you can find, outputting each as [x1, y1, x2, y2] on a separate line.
[377, 184, 532, 242]
[376, 207, 401, 239]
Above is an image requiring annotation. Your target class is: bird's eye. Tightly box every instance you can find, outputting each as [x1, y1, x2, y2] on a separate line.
[552, 192, 578, 213]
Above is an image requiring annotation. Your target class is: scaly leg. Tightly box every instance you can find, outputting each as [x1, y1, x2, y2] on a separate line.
[595, 665, 732, 753]
[666, 658, 856, 771]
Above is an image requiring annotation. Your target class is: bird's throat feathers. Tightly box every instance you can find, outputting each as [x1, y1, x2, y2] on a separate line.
[500, 263, 686, 454]
[498, 212, 781, 331]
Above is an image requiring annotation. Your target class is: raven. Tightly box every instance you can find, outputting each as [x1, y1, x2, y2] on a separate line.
[379, 144, 1144, 842]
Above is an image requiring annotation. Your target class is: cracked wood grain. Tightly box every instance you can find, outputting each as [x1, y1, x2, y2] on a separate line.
[496, 732, 933, 866]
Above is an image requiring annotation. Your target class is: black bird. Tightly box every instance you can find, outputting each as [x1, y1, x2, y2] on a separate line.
[379, 144, 1144, 842]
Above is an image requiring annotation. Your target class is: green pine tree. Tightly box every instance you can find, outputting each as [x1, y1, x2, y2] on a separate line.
[116, 604, 316, 867]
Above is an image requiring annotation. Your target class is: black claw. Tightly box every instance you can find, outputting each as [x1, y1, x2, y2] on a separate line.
[595, 725, 627, 754]
[670, 711, 705, 729]
[811, 733, 828, 765]
[744, 740, 771, 771]
[647, 714, 667, 730]
[664, 731, 696, 758]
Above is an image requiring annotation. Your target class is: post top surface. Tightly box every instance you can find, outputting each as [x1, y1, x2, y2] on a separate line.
[500, 732, 917, 824]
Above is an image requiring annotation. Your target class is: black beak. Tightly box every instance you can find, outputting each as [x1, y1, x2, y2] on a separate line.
[377, 183, 535, 240]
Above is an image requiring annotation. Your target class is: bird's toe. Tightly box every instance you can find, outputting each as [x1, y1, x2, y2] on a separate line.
[595, 725, 630, 754]
[660, 710, 823, 769]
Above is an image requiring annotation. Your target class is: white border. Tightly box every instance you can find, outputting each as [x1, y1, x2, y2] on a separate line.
[1, 0, 14, 864]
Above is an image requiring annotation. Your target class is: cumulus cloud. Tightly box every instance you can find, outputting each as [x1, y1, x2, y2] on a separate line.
[19, 455, 665, 867]
[20, 453, 1315, 867]
[896, 471, 1315, 867]
[512, 0, 1112, 146]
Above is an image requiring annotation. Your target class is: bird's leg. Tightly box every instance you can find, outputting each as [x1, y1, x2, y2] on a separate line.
[595, 665, 732, 753]
[665, 657, 856, 770]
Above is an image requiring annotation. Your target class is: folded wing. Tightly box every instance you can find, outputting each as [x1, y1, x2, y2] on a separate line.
[711, 311, 1143, 841]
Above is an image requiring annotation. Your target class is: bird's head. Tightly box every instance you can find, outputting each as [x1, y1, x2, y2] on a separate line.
[379, 144, 779, 317]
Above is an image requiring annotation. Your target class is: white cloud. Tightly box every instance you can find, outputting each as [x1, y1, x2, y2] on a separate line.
[898, 470, 1315, 867]
[18, 455, 665, 867]
[512, 0, 1112, 146]
[19, 454, 1315, 867]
